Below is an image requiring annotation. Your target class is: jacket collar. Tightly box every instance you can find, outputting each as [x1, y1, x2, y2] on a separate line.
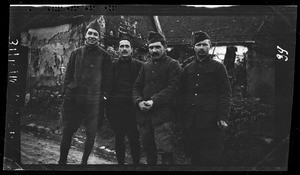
[195, 54, 212, 64]
[118, 56, 133, 63]
[84, 41, 100, 50]
[152, 54, 167, 63]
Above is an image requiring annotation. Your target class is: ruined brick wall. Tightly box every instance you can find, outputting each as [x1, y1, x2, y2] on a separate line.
[22, 23, 82, 97]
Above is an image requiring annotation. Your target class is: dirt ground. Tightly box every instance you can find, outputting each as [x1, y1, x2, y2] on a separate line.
[20, 132, 114, 165]
[18, 111, 190, 168]
[19, 120, 148, 166]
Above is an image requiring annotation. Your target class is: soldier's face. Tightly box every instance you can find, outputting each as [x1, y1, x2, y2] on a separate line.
[85, 28, 100, 45]
[118, 40, 132, 58]
[194, 39, 211, 57]
[148, 42, 166, 59]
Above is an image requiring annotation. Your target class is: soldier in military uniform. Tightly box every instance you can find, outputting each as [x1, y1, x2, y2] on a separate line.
[132, 31, 182, 165]
[106, 34, 142, 165]
[180, 30, 232, 166]
[58, 19, 113, 165]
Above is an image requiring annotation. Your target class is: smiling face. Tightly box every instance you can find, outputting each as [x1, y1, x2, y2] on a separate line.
[194, 39, 211, 58]
[148, 41, 166, 60]
[118, 40, 132, 59]
[85, 28, 100, 45]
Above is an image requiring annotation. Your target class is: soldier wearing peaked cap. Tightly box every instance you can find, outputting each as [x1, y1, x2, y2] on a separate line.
[58, 19, 113, 165]
[180, 30, 232, 166]
[132, 31, 182, 165]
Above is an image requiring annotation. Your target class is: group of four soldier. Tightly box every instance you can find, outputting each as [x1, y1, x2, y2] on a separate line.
[58, 19, 232, 166]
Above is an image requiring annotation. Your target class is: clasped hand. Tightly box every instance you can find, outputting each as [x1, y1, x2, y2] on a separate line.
[217, 120, 228, 129]
[138, 100, 153, 112]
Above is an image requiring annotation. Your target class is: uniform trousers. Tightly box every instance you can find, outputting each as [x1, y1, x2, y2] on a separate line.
[59, 97, 99, 164]
[138, 118, 175, 165]
[106, 98, 141, 164]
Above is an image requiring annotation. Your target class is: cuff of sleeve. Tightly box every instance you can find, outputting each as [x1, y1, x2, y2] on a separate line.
[151, 97, 159, 107]
[135, 98, 143, 107]
[218, 116, 228, 123]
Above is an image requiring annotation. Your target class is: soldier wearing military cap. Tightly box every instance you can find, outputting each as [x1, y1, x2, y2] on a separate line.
[58, 19, 113, 165]
[180, 30, 232, 166]
[106, 33, 142, 165]
[132, 31, 182, 164]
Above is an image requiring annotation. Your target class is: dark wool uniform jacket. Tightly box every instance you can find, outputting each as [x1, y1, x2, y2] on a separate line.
[111, 57, 143, 99]
[181, 54, 232, 128]
[62, 44, 113, 104]
[132, 55, 182, 126]
[106, 57, 143, 129]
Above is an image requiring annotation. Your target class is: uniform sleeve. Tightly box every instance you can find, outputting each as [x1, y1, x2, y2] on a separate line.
[101, 53, 113, 99]
[180, 66, 188, 95]
[62, 50, 76, 94]
[216, 63, 232, 122]
[132, 63, 145, 106]
[151, 60, 183, 107]
[177, 65, 188, 110]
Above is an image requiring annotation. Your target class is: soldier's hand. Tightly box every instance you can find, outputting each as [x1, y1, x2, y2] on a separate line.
[217, 120, 228, 128]
[144, 100, 153, 110]
[139, 101, 149, 112]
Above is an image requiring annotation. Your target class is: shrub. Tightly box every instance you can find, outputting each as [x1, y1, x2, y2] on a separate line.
[221, 96, 275, 166]
[22, 85, 63, 118]
[173, 95, 275, 166]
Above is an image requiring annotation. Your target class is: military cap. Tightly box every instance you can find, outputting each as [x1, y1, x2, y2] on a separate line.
[147, 31, 166, 44]
[192, 30, 210, 45]
[119, 33, 133, 44]
[86, 19, 101, 35]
